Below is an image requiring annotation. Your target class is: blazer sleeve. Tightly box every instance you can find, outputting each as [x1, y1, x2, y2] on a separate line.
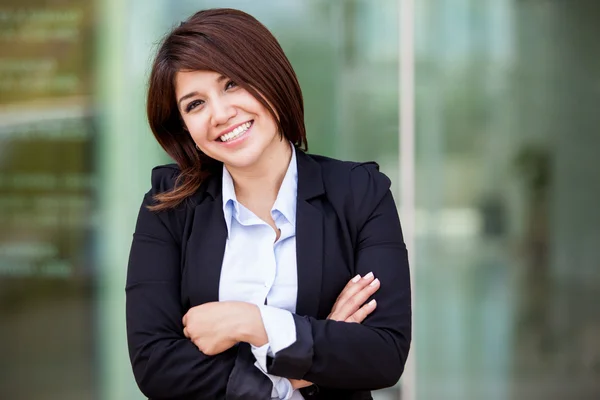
[126, 166, 237, 399]
[267, 163, 412, 391]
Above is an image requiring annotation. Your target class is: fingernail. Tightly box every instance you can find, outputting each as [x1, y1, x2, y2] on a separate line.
[370, 278, 379, 287]
[369, 299, 377, 306]
[351, 274, 361, 283]
[363, 272, 374, 280]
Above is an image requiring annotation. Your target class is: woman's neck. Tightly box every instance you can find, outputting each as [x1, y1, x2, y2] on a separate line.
[225, 138, 292, 205]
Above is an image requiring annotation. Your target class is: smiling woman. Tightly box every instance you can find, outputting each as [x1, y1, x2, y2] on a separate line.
[145, 8, 306, 212]
[126, 7, 411, 400]
[175, 69, 287, 172]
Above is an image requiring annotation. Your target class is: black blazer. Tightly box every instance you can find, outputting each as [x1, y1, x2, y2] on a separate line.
[126, 149, 412, 400]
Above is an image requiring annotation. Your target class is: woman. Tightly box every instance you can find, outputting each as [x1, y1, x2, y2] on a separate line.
[126, 8, 411, 400]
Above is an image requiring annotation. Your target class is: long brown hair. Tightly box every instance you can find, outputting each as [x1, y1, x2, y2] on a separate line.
[146, 8, 307, 211]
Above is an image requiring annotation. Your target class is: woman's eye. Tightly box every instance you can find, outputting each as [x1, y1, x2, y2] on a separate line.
[225, 80, 238, 90]
[185, 100, 203, 113]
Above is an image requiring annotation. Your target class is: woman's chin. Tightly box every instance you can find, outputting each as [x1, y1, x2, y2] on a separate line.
[212, 137, 278, 170]
[221, 153, 262, 170]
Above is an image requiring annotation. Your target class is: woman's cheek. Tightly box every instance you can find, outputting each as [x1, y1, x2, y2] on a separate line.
[187, 118, 210, 143]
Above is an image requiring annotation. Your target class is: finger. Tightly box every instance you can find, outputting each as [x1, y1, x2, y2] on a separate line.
[331, 277, 380, 321]
[182, 312, 188, 327]
[346, 299, 377, 323]
[290, 379, 313, 390]
[329, 277, 373, 321]
[183, 326, 190, 338]
[337, 272, 375, 311]
[334, 272, 375, 311]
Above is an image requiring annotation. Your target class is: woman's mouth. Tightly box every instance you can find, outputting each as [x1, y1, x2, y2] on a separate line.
[218, 121, 253, 143]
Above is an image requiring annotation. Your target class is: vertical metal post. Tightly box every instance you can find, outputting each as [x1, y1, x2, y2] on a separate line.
[399, 0, 416, 399]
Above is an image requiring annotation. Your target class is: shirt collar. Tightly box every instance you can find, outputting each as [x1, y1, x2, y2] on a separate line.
[221, 143, 298, 234]
[273, 144, 297, 227]
[221, 163, 237, 235]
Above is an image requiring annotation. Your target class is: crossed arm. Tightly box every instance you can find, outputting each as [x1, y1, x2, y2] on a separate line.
[181, 272, 382, 394]
[127, 231, 384, 399]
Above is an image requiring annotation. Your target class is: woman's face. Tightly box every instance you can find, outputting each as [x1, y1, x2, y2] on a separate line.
[175, 70, 282, 170]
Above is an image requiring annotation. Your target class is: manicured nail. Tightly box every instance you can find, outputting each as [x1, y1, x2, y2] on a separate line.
[370, 278, 379, 287]
[369, 299, 377, 306]
[351, 274, 361, 283]
[363, 272, 374, 280]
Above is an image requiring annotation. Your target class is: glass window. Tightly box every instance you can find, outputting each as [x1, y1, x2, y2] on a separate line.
[415, 0, 600, 399]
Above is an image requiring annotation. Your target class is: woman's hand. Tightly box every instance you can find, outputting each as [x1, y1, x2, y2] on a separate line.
[183, 301, 252, 355]
[328, 272, 380, 322]
[290, 378, 314, 390]
[290, 273, 380, 390]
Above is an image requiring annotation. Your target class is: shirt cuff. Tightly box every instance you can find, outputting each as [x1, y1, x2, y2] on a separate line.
[273, 377, 294, 400]
[249, 306, 297, 399]
[253, 365, 294, 400]
[251, 347, 294, 399]
[250, 305, 296, 368]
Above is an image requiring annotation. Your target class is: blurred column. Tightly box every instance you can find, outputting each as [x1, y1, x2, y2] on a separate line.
[95, 0, 168, 399]
[399, 0, 416, 399]
[545, 1, 600, 285]
[544, 0, 600, 387]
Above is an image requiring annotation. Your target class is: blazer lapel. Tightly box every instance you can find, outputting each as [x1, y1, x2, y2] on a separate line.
[186, 175, 227, 306]
[295, 150, 325, 317]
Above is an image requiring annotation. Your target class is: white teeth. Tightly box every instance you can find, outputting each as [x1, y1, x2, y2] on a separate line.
[220, 122, 252, 142]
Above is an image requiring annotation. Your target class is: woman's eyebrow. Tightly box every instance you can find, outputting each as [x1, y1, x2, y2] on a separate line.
[178, 92, 198, 108]
[177, 75, 228, 107]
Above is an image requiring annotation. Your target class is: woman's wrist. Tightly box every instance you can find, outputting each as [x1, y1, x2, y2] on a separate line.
[232, 302, 268, 347]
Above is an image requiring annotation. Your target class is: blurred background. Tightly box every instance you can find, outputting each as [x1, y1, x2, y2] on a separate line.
[0, 0, 599, 399]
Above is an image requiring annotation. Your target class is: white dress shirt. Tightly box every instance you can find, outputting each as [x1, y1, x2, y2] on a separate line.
[218, 145, 305, 400]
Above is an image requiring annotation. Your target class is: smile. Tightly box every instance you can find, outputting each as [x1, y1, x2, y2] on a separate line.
[219, 121, 253, 142]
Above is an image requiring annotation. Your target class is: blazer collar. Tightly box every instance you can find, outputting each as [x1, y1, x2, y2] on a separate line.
[204, 169, 222, 200]
[294, 149, 325, 317]
[295, 148, 325, 201]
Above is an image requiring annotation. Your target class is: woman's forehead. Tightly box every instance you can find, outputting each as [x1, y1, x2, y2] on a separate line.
[175, 70, 227, 93]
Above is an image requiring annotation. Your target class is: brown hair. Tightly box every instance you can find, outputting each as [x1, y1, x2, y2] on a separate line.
[146, 8, 307, 211]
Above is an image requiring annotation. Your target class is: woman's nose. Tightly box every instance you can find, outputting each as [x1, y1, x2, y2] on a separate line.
[210, 98, 237, 127]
